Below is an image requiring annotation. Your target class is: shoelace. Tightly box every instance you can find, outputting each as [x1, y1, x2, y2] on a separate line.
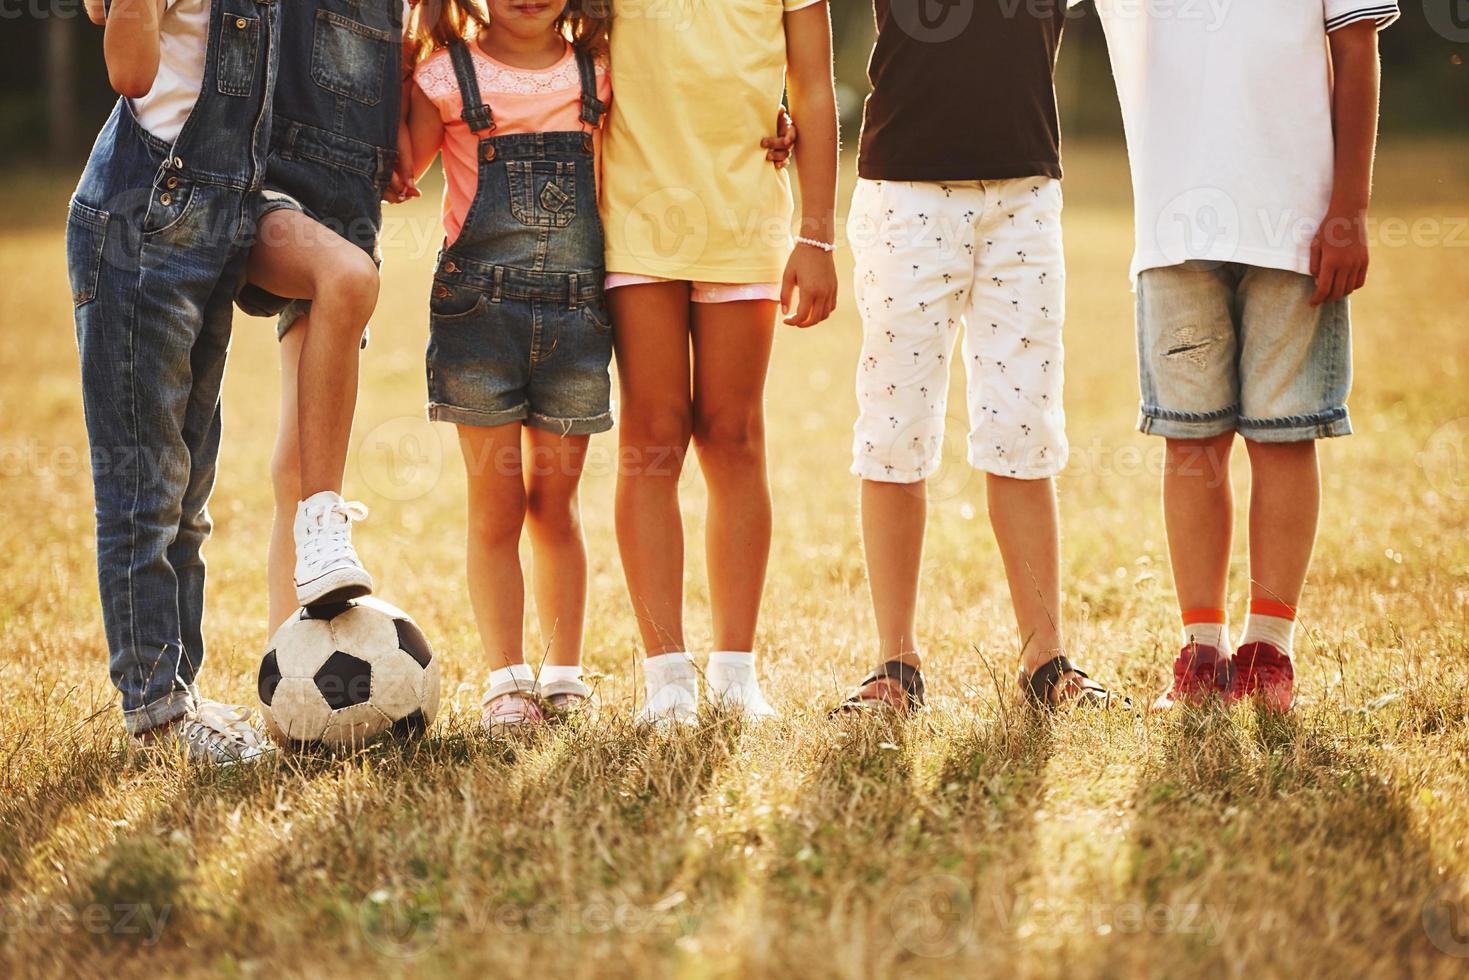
[179, 700, 267, 759]
[301, 499, 368, 565]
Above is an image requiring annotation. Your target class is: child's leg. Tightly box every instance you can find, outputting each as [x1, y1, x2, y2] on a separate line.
[267, 326, 306, 634]
[987, 474, 1062, 668]
[1163, 433, 1236, 618]
[861, 479, 926, 665]
[609, 281, 695, 655]
[245, 208, 378, 496]
[1242, 439, 1319, 645]
[689, 299, 778, 652]
[460, 423, 529, 671]
[523, 429, 592, 668]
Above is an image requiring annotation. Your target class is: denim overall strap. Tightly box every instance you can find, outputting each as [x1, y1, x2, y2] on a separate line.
[575, 47, 605, 128]
[449, 42, 495, 134]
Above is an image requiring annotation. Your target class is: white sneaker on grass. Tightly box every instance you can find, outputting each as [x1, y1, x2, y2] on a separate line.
[133, 699, 271, 765]
[706, 652, 778, 720]
[294, 490, 373, 606]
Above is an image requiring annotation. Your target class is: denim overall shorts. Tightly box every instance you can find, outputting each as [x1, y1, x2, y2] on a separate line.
[236, 0, 403, 338]
[66, 0, 278, 733]
[426, 41, 613, 436]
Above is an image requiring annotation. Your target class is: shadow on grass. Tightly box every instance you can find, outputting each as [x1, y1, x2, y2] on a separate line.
[1091, 705, 1456, 976]
[751, 707, 1055, 975]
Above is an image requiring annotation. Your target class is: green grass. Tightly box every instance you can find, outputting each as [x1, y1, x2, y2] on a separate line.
[1, 140, 1468, 978]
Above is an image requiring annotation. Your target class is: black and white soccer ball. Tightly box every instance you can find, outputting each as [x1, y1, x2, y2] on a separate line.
[258, 597, 441, 748]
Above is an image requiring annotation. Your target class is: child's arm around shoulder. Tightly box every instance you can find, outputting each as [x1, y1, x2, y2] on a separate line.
[780, 0, 838, 328]
[102, 0, 168, 99]
[1312, 19, 1382, 306]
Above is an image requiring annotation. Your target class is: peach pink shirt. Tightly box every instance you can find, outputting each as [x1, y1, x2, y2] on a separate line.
[414, 40, 611, 244]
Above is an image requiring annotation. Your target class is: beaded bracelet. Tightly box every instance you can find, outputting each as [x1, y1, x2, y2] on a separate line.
[795, 236, 836, 252]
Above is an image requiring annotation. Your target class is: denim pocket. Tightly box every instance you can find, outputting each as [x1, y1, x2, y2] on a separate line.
[217, 13, 261, 98]
[507, 161, 579, 229]
[579, 295, 612, 334]
[66, 200, 109, 308]
[311, 9, 393, 106]
[430, 282, 490, 322]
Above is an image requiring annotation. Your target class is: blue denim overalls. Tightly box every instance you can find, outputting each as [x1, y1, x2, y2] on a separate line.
[66, 0, 278, 734]
[425, 42, 613, 435]
[236, 0, 403, 336]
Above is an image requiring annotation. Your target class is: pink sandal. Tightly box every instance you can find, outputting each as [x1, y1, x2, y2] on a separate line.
[481, 676, 547, 731]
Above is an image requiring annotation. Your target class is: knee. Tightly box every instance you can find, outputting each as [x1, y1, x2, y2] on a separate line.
[526, 484, 580, 539]
[692, 407, 765, 464]
[621, 403, 692, 477]
[322, 251, 380, 328]
[468, 490, 525, 549]
[1164, 432, 1234, 481]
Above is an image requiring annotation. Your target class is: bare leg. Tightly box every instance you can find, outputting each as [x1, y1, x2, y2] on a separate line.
[1244, 439, 1319, 608]
[690, 299, 778, 652]
[861, 479, 926, 666]
[245, 209, 378, 497]
[609, 281, 694, 656]
[987, 474, 1063, 671]
[460, 423, 527, 671]
[1163, 433, 1236, 611]
[266, 326, 305, 634]
[523, 428, 592, 668]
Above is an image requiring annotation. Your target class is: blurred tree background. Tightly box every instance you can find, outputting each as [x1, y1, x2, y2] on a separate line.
[1, 1, 1464, 167]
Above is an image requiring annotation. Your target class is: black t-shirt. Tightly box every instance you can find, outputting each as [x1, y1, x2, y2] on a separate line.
[857, 0, 1069, 183]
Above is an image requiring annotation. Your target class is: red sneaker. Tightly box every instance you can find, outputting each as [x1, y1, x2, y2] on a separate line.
[1151, 643, 1231, 712]
[1230, 642, 1294, 712]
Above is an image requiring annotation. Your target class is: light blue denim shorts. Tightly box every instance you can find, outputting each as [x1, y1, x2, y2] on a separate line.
[1135, 261, 1352, 443]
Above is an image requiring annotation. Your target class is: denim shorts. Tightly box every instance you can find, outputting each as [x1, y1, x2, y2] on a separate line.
[1135, 261, 1352, 443]
[426, 271, 614, 436]
[235, 140, 388, 339]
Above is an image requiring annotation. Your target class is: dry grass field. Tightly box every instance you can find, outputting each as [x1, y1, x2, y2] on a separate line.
[1, 140, 1467, 978]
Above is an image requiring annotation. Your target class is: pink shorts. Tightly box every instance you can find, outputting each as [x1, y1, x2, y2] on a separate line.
[604, 273, 781, 304]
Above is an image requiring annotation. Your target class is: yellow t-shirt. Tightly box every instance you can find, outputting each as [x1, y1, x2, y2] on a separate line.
[601, 0, 811, 283]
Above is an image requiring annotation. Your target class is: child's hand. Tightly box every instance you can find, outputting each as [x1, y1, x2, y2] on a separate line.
[1309, 207, 1368, 306]
[780, 243, 837, 328]
[761, 108, 796, 170]
[383, 120, 420, 204]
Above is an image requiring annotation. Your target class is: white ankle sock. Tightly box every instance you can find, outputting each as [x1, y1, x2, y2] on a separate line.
[1242, 614, 1295, 656]
[1183, 621, 1230, 654]
[706, 651, 776, 719]
[487, 663, 535, 697]
[643, 651, 696, 694]
[538, 664, 583, 686]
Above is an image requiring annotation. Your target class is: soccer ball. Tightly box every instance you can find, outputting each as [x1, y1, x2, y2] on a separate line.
[258, 597, 441, 748]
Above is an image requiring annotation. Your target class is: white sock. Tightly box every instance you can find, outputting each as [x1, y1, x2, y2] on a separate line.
[1183, 621, 1230, 654]
[1242, 614, 1295, 656]
[487, 663, 535, 698]
[706, 651, 776, 719]
[643, 651, 696, 694]
[538, 664, 583, 686]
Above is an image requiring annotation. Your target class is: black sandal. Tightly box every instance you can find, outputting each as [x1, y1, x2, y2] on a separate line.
[832, 659, 926, 716]
[1019, 655, 1128, 710]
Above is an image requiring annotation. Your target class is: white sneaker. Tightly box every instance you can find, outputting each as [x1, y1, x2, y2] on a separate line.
[133, 698, 271, 765]
[294, 490, 373, 606]
[707, 654, 779, 720]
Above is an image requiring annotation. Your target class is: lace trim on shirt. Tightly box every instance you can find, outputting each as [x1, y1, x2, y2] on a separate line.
[415, 44, 606, 102]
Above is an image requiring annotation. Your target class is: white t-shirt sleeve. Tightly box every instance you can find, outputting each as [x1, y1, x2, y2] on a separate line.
[1324, 0, 1400, 32]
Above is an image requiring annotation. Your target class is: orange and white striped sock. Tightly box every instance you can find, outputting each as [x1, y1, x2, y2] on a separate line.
[1181, 608, 1230, 654]
[1242, 598, 1296, 656]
